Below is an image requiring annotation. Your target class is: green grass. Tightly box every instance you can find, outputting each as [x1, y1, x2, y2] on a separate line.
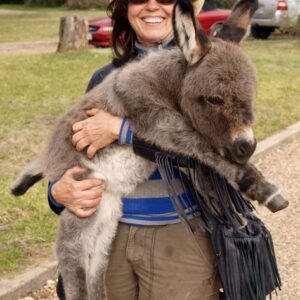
[0, 50, 111, 277]
[242, 38, 300, 139]
[0, 4, 107, 43]
[0, 37, 299, 277]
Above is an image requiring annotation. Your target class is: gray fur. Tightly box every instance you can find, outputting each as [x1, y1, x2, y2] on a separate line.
[11, 0, 288, 299]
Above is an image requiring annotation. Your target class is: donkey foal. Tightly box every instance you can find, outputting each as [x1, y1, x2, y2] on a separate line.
[12, 0, 288, 299]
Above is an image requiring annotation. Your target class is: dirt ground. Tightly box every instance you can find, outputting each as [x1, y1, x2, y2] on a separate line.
[0, 40, 112, 55]
[16, 137, 300, 299]
[0, 9, 36, 15]
[254, 137, 300, 300]
[0, 41, 59, 55]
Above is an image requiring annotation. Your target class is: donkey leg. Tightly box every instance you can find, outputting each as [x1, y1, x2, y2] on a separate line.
[193, 151, 289, 212]
[58, 256, 88, 300]
[86, 241, 112, 300]
[123, 107, 288, 211]
[196, 157, 289, 212]
[188, 152, 289, 212]
[237, 164, 289, 212]
[56, 213, 91, 300]
[86, 192, 123, 300]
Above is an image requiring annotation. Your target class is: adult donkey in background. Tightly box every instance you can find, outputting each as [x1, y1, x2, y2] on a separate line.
[12, 0, 288, 299]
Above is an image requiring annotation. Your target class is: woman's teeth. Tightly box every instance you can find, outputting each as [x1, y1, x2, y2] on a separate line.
[143, 17, 164, 23]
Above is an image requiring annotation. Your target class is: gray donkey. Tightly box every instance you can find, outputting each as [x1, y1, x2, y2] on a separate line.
[12, 0, 288, 299]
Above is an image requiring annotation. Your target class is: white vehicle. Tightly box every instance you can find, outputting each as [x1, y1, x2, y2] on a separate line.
[251, 0, 300, 39]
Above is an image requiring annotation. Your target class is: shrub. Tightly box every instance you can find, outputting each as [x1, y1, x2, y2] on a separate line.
[65, 0, 108, 9]
[29, 0, 64, 5]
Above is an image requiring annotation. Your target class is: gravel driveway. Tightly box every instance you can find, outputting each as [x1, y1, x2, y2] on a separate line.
[0, 41, 112, 55]
[254, 137, 300, 300]
[17, 137, 300, 300]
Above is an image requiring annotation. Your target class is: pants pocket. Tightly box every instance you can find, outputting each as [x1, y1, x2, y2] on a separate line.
[189, 221, 217, 268]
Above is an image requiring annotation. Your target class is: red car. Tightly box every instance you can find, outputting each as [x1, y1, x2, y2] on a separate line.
[88, 7, 231, 47]
[88, 16, 113, 47]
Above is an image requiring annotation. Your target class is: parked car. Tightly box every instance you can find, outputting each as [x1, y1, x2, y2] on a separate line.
[199, 6, 231, 36]
[88, 16, 113, 47]
[251, 0, 300, 39]
[88, 5, 231, 47]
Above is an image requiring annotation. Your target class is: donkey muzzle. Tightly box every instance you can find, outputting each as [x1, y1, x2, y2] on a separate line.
[265, 191, 289, 213]
[225, 138, 257, 165]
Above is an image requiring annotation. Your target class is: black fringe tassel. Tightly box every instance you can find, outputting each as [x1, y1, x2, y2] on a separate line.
[156, 153, 281, 300]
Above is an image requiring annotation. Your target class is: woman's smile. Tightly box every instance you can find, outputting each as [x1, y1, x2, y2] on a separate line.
[128, 1, 174, 46]
[142, 16, 165, 24]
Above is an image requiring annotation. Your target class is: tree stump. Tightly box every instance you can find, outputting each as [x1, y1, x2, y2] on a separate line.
[57, 16, 89, 53]
[295, 16, 300, 38]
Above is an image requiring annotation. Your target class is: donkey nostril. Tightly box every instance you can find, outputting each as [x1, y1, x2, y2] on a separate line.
[224, 139, 257, 164]
[223, 138, 256, 165]
[235, 140, 254, 158]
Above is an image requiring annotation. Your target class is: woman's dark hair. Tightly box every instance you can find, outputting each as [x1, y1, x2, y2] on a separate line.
[107, 0, 138, 66]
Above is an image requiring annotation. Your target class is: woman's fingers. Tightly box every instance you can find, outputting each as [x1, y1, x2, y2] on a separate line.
[70, 195, 102, 218]
[72, 130, 84, 146]
[71, 109, 100, 134]
[67, 166, 87, 173]
[72, 120, 85, 133]
[71, 207, 97, 218]
[77, 188, 103, 201]
[71, 109, 122, 159]
[81, 199, 101, 208]
[75, 139, 90, 152]
[77, 178, 105, 190]
[86, 108, 100, 116]
[87, 145, 97, 160]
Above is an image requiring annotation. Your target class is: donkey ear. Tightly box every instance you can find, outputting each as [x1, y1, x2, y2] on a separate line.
[215, 0, 259, 43]
[173, 0, 211, 65]
[191, 0, 205, 15]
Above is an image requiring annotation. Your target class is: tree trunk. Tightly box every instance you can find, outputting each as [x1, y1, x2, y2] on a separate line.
[57, 16, 89, 53]
[295, 16, 300, 38]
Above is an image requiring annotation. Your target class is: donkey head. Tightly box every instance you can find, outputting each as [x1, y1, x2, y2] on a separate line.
[174, 0, 259, 165]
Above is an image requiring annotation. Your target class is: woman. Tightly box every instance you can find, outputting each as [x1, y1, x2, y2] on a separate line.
[49, 0, 221, 299]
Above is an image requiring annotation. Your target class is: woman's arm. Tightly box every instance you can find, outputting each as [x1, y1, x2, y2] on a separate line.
[48, 63, 120, 217]
[48, 112, 132, 218]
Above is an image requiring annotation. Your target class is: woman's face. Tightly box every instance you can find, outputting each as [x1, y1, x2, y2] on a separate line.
[128, 0, 175, 46]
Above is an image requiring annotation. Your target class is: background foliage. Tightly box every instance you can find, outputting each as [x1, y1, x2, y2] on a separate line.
[0, 0, 233, 8]
[1, 0, 108, 8]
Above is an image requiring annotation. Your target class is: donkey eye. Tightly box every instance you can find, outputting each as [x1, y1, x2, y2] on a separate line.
[207, 97, 224, 106]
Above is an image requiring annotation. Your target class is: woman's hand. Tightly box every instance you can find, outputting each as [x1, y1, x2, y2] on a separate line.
[72, 109, 123, 159]
[51, 166, 105, 218]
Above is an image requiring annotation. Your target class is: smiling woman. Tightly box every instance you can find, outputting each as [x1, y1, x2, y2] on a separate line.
[48, 0, 227, 299]
[127, 0, 175, 45]
[88, 8, 232, 48]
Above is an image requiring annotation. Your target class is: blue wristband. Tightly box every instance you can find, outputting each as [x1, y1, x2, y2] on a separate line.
[48, 182, 64, 208]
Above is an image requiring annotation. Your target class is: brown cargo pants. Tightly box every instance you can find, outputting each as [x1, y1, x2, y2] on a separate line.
[104, 220, 221, 300]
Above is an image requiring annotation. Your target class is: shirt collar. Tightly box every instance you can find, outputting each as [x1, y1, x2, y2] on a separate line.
[135, 38, 176, 56]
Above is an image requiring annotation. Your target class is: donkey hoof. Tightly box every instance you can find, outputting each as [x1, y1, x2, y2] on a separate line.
[266, 194, 289, 213]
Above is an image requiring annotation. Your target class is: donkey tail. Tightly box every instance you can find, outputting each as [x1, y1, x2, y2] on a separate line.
[11, 158, 44, 196]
